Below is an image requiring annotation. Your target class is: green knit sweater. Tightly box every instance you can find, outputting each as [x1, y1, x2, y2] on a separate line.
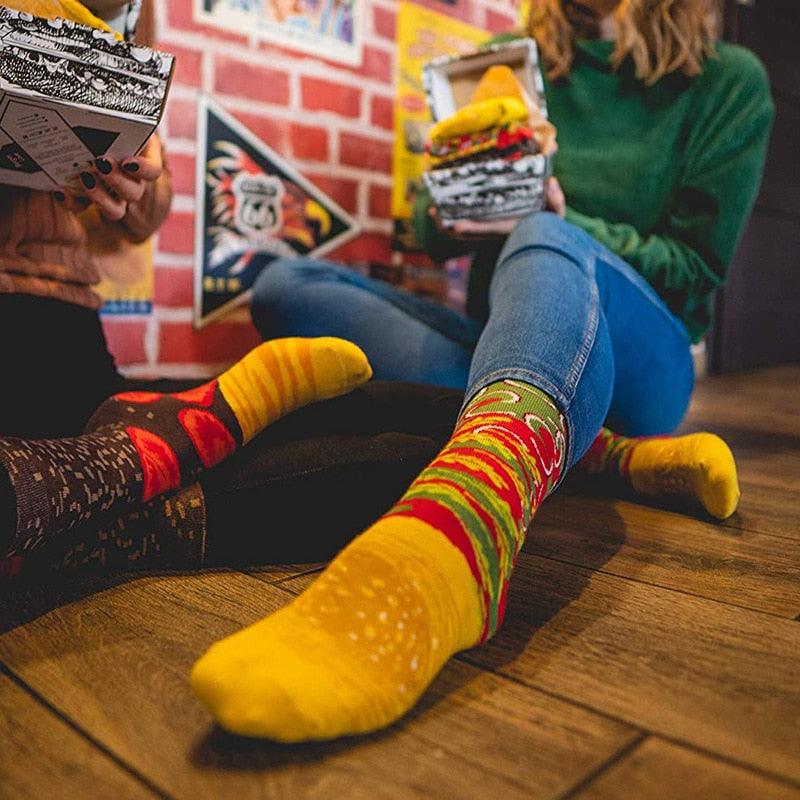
[412, 38, 774, 343]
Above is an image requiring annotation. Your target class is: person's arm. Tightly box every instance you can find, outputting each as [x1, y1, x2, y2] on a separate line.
[133, 0, 155, 45]
[59, 0, 173, 243]
[565, 46, 775, 340]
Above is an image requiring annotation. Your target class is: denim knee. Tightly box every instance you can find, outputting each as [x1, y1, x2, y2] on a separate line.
[609, 342, 695, 436]
[251, 258, 339, 337]
[498, 212, 594, 273]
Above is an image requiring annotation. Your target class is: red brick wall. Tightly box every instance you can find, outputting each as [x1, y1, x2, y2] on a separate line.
[107, 0, 518, 379]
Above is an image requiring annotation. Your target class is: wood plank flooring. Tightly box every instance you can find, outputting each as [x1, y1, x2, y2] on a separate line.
[1, 366, 799, 799]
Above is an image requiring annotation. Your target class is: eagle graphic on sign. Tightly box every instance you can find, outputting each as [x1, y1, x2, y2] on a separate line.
[195, 96, 359, 326]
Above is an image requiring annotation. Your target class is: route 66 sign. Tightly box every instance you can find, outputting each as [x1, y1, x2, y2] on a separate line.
[195, 96, 359, 326]
[232, 173, 284, 238]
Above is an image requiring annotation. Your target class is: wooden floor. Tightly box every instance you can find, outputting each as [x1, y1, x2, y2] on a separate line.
[2, 366, 799, 800]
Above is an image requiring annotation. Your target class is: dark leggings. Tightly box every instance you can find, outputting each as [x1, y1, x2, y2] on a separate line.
[0, 295, 123, 439]
[0, 294, 199, 439]
[0, 296, 463, 570]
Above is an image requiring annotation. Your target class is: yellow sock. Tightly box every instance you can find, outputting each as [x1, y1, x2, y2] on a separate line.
[580, 428, 740, 520]
[626, 433, 740, 520]
[191, 519, 481, 741]
[190, 379, 567, 741]
[218, 337, 372, 444]
[81, 337, 371, 505]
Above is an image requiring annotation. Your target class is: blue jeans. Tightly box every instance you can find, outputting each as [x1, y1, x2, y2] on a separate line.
[252, 213, 694, 473]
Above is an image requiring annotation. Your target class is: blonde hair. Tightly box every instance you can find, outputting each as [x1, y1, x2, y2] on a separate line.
[528, 0, 720, 85]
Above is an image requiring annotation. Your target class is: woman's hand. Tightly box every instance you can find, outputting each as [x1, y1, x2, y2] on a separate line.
[429, 206, 518, 240]
[429, 176, 567, 241]
[54, 136, 173, 242]
[545, 176, 566, 218]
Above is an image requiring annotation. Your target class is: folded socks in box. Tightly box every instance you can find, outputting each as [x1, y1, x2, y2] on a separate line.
[424, 152, 549, 223]
[0, 7, 171, 117]
[421, 59, 553, 224]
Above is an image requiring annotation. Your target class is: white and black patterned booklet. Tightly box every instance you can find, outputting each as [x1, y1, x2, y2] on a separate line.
[0, 3, 173, 191]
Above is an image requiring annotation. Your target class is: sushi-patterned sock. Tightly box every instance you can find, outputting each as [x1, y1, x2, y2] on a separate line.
[579, 427, 740, 519]
[0, 337, 371, 563]
[190, 379, 566, 741]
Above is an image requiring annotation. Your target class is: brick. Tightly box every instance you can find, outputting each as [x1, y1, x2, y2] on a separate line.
[229, 112, 289, 154]
[301, 77, 361, 118]
[165, 99, 197, 140]
[305, 174, 359, 215]
[158, 321, 261, 364]
[158, 212, 195, 255]
[166, 153, 195, 196]
[339, 133, 392, 173]
[156, 41, 202, 86]
[102, 319, 147, 366]
[368, 184, 392, 219]
[289, 123, 329, 162]
[320, 46, 393, 84]
[359, 46, 393, 85]
[485, 7, 517, 33]
[372, 5, 396, 40]
[214, 56, 290, 106]
[330, 232, 392, 264]
[165, 0, 248, 45]
[370, 95, 394, 131]
[154, 267, 194, 308]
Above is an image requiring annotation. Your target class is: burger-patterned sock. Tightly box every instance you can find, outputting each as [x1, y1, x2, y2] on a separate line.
[0, 482, 209, 583]
[0, 337, 371, 564]
[579, 427, 740, 519]
[190, 379, 566, 742]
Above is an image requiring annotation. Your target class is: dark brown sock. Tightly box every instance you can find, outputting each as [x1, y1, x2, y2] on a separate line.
[35, 483, 208, 577]
[0, 379, 243, 565]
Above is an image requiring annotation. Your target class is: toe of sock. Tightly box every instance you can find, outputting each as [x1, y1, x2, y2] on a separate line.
[310, 337, 373, 398]
[629, 433, 741, 520]
[190, 641, 318, 742]
[696, 434, 740, 520]
[190, 620, 391, 743]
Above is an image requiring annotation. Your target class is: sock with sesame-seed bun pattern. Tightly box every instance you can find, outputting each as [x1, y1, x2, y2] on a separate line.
[190, 378, 566, 741]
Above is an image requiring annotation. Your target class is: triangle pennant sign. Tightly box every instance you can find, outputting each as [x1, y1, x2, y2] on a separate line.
[194, 96, 359, 327]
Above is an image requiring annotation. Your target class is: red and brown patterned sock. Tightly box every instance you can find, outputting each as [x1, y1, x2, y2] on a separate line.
[40, 483, 208, 577]
[0, 337, 371, 566]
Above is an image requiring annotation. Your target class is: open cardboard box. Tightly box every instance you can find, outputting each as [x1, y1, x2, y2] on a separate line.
[421, 38, 551, 224]
[423, 38, 548, 123]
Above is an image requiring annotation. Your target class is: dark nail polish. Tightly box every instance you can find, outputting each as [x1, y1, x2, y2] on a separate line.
[95, 158, 112, 174]
[123, 162, 140, 173]
[80, 172, 96, 190]
[53, 190, 66, 202]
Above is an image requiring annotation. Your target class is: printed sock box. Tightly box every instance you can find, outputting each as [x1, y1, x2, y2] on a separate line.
[422, 38, 552, 224]
[0, 5, 173, 191]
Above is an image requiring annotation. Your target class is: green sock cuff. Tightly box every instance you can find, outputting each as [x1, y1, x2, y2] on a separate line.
[459, 379, 566, 497]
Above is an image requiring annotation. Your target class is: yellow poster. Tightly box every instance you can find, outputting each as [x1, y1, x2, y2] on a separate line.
[95, 236, 153, 315]
[518, 0, 530, 27]
[81, 207, 154, 315]
[392, 2, 487, 229]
